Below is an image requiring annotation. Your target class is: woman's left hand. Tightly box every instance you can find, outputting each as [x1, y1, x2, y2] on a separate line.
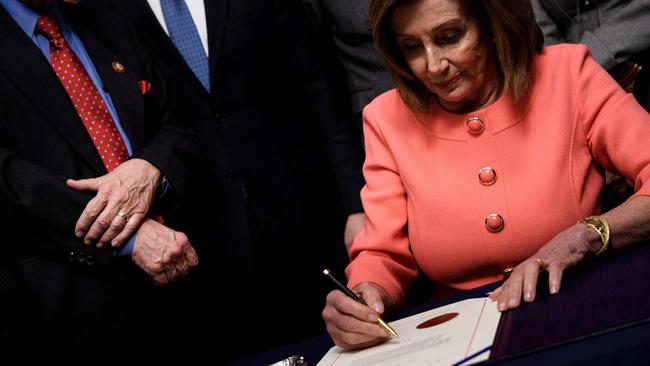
[489, 223, 597, 311]
[67, 158, 162, 249]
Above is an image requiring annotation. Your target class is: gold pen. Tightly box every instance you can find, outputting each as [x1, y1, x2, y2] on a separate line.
[322, 269, 399, 337]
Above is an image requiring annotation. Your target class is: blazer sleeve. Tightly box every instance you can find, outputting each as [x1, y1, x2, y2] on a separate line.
[0, 149, 112, 264]
[274, 0, 365, 214]
[345, 101, 418, 307]
[572, 46, 650, 196]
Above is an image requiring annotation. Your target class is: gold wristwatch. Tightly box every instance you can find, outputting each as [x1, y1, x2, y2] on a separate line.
[578, 216, 610, 256]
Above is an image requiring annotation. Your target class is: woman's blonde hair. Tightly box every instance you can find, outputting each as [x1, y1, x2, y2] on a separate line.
[370, 0, 544, 111]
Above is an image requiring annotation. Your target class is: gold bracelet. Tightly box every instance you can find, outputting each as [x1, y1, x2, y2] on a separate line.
[578, 215, 610, 256]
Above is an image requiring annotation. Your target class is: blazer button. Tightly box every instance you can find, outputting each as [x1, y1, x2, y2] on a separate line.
[76, 252, 86, 262]
[485, 213, 504, 232]
[466, 117, 485, 135]
[68, 251, 76, 262]
[502, 267, 514, 278]
[85, 256, 95, 266]
[478, 167, 497, 185]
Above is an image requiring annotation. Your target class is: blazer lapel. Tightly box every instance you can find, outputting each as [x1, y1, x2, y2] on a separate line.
[0, 7, 105, 174]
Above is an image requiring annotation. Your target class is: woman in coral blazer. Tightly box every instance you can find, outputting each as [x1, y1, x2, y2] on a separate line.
[322, 0, 650, 350]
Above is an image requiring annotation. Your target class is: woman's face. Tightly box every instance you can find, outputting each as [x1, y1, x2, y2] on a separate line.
[391, 0, 500, 112]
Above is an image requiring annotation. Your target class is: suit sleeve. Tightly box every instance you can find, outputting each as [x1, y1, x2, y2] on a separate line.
[0, 149, 112, 264]
[533, 0, 650, 71]
[577, 1, 650, 70]
[125, 22, 199, 210]
[274, 0, 365, 214]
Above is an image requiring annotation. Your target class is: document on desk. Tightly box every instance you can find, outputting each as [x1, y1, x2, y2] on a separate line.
[317, 297, 500, 366]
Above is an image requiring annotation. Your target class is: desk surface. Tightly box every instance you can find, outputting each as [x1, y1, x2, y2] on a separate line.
[232, 243, 650, 366]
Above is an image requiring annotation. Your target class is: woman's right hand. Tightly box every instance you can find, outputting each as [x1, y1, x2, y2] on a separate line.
[322, 282, 393, 350]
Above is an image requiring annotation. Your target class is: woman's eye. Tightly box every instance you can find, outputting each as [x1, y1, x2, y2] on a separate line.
[437, 30, 461, 44]
[402, 42, 421, 51]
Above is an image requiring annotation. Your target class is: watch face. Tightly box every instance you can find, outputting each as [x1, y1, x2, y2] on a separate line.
[586, 216, 606, 231]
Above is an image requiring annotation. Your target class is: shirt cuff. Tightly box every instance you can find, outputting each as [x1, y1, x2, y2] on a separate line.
[113, 234, 136, 257]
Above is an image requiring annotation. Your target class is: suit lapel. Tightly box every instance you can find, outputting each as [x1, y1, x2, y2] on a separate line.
[64, 4, 145, 150]
[205, 0, 228, 91]
[123, 0, 210, 96]
[0, 6, 105, 174]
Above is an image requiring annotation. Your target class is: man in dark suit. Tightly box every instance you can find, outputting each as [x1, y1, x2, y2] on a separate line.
[0, 0, 199, 358]
[532, 0, 649, 111]
[302, 0, 394, 140]
[98, 0, 366, 361]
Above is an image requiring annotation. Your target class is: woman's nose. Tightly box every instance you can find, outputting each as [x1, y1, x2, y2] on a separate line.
[425, 47, 448, 76]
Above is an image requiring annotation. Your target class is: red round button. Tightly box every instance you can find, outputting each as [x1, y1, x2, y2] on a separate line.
[467, 117, 484, 135]
[478, 167, 497, 185]
[485, 214, 504, 232]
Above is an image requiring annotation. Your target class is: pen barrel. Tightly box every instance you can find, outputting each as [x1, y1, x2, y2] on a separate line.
[322, 269, 399, 338]
[324, 271, 363, 301]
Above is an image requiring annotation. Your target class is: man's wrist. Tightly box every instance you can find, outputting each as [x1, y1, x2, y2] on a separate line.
[113, 235, 136, 257]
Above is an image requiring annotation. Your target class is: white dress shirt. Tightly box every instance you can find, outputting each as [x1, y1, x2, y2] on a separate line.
[146, 0, 209, 56]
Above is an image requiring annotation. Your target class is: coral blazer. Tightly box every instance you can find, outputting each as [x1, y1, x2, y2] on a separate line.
[347, 44, 650, 305]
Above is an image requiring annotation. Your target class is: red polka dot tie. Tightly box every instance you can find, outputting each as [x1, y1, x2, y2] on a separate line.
[36, 15, 128, 172]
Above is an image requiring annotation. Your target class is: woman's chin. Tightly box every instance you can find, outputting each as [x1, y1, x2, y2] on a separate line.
[436, 93, 470, 108]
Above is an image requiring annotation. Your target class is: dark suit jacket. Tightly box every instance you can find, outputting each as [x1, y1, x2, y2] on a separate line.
[302, 0, 393, 116]
[532, 0, 650, 110]
[0, 1, 196, 356]
[99, 0, 365, 361]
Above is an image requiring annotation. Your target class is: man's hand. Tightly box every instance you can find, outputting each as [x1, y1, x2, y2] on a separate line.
[67, 158, 162, 248]
[131, 218, 199, 286]
[344, 213, 366, 255]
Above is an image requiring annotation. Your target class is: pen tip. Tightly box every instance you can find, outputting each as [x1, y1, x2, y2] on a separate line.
[322, 269, 330, 275]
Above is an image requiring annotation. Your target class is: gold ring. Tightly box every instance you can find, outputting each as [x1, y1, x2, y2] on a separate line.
[116, 211, 128, 220]
[532, 258, 544, 266]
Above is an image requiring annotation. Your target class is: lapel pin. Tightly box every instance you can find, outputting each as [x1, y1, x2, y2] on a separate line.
[112, 61, 125, 73]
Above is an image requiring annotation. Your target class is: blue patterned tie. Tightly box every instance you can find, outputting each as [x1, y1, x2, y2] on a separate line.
[160, 0, 210, 91]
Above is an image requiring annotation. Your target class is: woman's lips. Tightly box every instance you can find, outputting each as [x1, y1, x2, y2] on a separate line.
[434, 73, 462, 89]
